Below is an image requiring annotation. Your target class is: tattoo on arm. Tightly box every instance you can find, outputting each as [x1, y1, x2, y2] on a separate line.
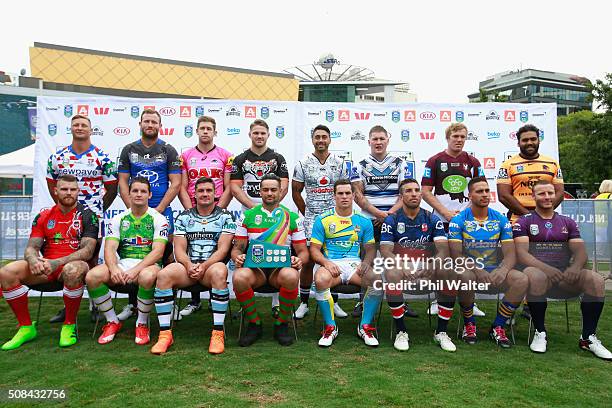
[53, 237, 97, 267]
[24, 237, 44, 263]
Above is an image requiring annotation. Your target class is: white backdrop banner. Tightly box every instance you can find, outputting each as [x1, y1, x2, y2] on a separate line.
[34, 97, 558, 223]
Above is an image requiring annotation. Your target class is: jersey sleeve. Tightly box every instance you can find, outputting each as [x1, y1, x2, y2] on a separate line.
[234, 212, 248, 240]
[497, 159, 512, 185]
[276, 153, 289, 179]
[230, 153, 245, 181]
[46, 153, 57, 181]
[361, 217, 375, 244]
[293, 161, 305, 183]
[166, 145, 182, 175]
[105, 213, 122, 242]
[81, 208, 99, 239]
[153, 211, 170, 243]
[431, 214, 447, 241]
[30, 211, 47, 239]
[512, 217, 529, 239]
[421, 155, 437, 186]
[290, 213, 306, 244]
[380, 214, 396, 245]
[101, 153, 118, 185]
[448, 213, 464, 241]
[310, 215, 325, 246]
[221, 211, 237, 235]
[499, 214, 513, 242]
[118, 145, 131, 174]
[566, 217, 581, 240]
[180, 151, 189, 173]
[173, 211, 187, 237]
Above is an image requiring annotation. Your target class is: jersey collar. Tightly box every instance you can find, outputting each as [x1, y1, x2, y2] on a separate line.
[195, 145, 217, 155]
[68, 144, 96, 159]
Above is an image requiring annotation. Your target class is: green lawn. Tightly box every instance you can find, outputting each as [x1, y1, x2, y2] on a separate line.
[1, 295, 611, 407]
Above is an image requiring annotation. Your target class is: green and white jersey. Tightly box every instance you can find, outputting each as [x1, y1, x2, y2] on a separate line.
[235, 204, 306, 247]
[105, 207, 169, 260]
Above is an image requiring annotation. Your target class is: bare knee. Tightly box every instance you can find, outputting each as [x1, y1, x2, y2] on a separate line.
[138, 266, 159, 288]
[85, 265, 108, 287]
[62, 261, 88, 286]
[232, 268, 252, 291]
[277, 267, 298, 288]
[314, 268, 333, 290]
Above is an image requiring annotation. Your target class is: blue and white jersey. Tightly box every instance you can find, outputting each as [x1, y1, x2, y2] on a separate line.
[174, 206, 236, 263]
[381, 208, 446, 258]
[350, 154, 407, 218]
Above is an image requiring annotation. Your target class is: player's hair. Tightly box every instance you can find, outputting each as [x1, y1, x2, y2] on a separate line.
[467, 176, 488, 192]
[445, 123, 468, 139]
[56, 174, 78, 185]
[195, 176, 215, 191]
[516, 124, 540, 141]
[369, 125, 388, 138]
[311, 124, 330, 138]
[129, 176, 151, 192]
[197, 116, 216, 130]
[249, 119, 269, 131]
[71, 114, 91, 126]
[260, 173, 281, 186]
[333, 178, 354, 194]
[532, 179, 554, 192]
[399, 178, 420, 192]
[599, 179, 612, 194]
[140, 109, 161, 122]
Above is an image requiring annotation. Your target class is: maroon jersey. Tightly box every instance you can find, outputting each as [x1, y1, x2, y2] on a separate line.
[421, 151, 484, 219]
[30, 203, 99, 259]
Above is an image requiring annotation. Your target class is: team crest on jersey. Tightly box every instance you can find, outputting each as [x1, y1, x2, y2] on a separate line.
[421, 223, 428, 232]
[249, 161, 271, 179]
[64, 105, 73, 117]
[545, 221, 553, 229]
[130, 153, 139, 162]
[188, 219, 195, 228]
[440, 163, 448, 172]
[190, 158, 197, 166]
[463, 163, 469, 171]
[121, 220, 130, 230]
[530, 224, 539, 235]
[47, 219, 56, 229]
[72, 219, 81, 230]
[329, 223, 336, 234]
[561, 226, 568, 233]
[516, 165, 524, 173]
[397, 222, 405, 234]
[354, 225, 361, 233]
[255, 215, 262, 225]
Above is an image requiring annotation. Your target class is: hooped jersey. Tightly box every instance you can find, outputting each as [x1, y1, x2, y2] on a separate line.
[46, 145, 117, 217]
[181, 145, 234, 206]
[174, 206, 236, 262]
[235, 204, 306, 247]
[310, 208, 374, 260]
[105, 207, 169, 260]
[381, 208, 446, 259]
[293, 153, 350, 236]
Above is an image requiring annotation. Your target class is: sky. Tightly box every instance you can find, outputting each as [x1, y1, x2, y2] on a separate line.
[2, 0, 610, 102]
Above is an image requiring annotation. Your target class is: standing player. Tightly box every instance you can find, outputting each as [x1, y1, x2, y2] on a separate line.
[310, 180, 378, 347]
[514, 181, 611, 359]
[116, 109, 181, 320]
[449, 177, 528, 348]
[292, 124, 350, 319]
[422, 122, 486, 317]
[151, 177, 235, 355]
[380, 179, 458, 352]
[177, 115, 234, 317]
[46, 114, 118, 323]
[231, 174, 309, 347]
[350, 125, 417, 318]
[86, 177, 168, 345]
[1, 175, 98, 349]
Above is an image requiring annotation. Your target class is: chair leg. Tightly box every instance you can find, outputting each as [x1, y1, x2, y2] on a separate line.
[527, 316, 533, 345]
[238, 308, 244, 340]
[427, 292, 432, 329]
[312, 302, 319, 328]
[456, 314, 462, 340]
[92, 312, 100, 339]
[226, 300, 233, 327]
[291, 306, 298, 342]
[36, 291, 43, 324]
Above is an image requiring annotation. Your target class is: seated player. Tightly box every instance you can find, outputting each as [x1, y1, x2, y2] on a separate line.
[381, 178, 458, 352]
[449, 177, 528, 348]
[0, 175, 98, 349]
[231, 174, 309, 346]
[86, 177, 168, 345]
[514, 180, 611, 359]
[310, 179, 378, 347]
[150, 177, 235, 355]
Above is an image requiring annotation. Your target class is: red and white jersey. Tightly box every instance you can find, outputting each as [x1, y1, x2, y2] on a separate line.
[181, 145, 234, 206]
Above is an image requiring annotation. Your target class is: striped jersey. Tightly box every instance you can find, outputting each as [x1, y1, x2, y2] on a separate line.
[310, 208, 374, 260]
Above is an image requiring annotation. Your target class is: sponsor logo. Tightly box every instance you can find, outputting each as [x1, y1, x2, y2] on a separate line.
[195, 106, 205, 116]
[112, 107, 126, 112]
[261, 107, 270, 119]
[330, 131, 342, 139]
[325, 110, 334, 122]
[401, 129, 410, 142]
[113, 127, 130, 136]
[455, 111, 465, 122]
[179, 106, 192, 118]
[48, 124, 57, 136]
[467, 112, 481, 117]
[486, 110, 500, 120]
[245, 106, 256, 118]
[338, 109, 350, 121]
[208, 107, 222, 113]
[483, 157, 496, 169]
[420, 131, 435, 140]
[533, 112, 546, 117]
[77, 105, 89, 116]
[276, 126, 285, 139]
[184, 125, 193, 138]
[530, 224, 539, 235]
[227, 128, 240, 136]
[226, 106, 240, 117]
[138, 169, 159, 183]
[131, 106, 140, 118]
[46, 106, 59, 111]
[439, 110, 451, 122]
[159, 107, 176, 116]
[92, 126, 104, 136]
[420, 111, 436, 120]
[404, 110, 416, 121]
[64, 105, 73, 117]
[373, 112, 386, 117]
[520, 110, 529, 122]
[351, 130, 366, 141]
[392, 111, 401, 122]
[354, 112, 370, 120]
[307, 111, 320, 116]
[467, 131, 478, 141]
[442, 175, 467, 193]
[539, 130, 544, 141]
[490, 192, 497, 203]
[94, 107, 109, 115]
[487, 131, 500, 139]
[504, 110, 516, 121]
[509, 131, 517, 140]
[273, 108, 287, 114]
[159, 127, 174, 136]
[143, 105, 155, 111]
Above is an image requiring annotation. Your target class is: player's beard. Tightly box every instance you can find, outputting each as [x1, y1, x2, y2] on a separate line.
[142, 129, 159, 140]
[59, 195, 77, 207]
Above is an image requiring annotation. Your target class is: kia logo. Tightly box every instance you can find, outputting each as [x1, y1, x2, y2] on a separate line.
[114, 127, 130, 136]
[137, 170, 159, 183]
[159, 107, 176, 116]
[420, 112, 436, 120]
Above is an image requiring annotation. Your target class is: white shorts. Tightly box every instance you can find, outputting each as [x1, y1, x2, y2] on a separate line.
[314, 259, 361, 284]
[116, 258, 141, 272]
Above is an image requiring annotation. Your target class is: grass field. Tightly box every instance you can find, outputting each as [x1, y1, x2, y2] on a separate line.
[1, 295, 611, 407]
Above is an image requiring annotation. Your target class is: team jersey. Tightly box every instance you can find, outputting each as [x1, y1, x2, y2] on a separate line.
[118, 139, 181, 208]
[293, 153, 351, 237]
[497, 154, 563, 221]
[230, 148, 289, 209]
[350, 154, 408, 218]
[46, 145, 117, 217]
[449, 207, 513, 272]
[381, 208, 446, 258]
[235, 204, 306, 247]
[513, 211, 580, 269]
[30, 203, 99, 259]
[310, 208, 375, 260]
[174, 207, 236, 262]
[422, 151, 484, 220]
[181, 145, 234, 206]
[105, 207, 169, 260]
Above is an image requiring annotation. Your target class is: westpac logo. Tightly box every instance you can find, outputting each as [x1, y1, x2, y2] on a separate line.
[354, 112, 370, 120]
[338, 110, 350, 121]
[94, 107, 110, 115]
[113, 127, 130, 136]
[439, 110, 451, 122]
[420, 111, 436, 120]
[420, 131, 435, 140]
[159, 107, 176, 116]
[159, 127, 175, 136]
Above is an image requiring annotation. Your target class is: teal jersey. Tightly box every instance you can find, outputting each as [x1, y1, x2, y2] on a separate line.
[310, 208, 374, 260]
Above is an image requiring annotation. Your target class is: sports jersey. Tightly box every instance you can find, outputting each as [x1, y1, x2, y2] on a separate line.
[235, 204, 306, 247]
[181, 145, 234, 206]
[293, 153, 350, 236]
[230, 148, 289, 209]
[30, 203, 99, 259]
[513, 211, 580, 269]
[448, 207, 513, 272]
[174, 206, 236, 262]
[105, 207, 169, 260]
[118, 139, 181, 208]
[350, 154, 407, 218]
[497, 154, 563, 221]
[310, 208, 375, 260]
[422, 151, 484, 219]
[46, 145, 117, 217]
[381, 208, 446, 259]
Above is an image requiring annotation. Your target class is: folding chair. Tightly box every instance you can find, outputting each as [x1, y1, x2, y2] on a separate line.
[173, 283, 233, 332]
[92, 283, 139, 338]
[29, 281, 65, 325]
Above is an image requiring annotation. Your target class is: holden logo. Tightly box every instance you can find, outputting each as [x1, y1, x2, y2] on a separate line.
[420, 111, 436, 120]
[114, 127, 130, 136]
[159, 107, 176, 116]
[319, 176, 329, 186]
[137, 170, 159, 183]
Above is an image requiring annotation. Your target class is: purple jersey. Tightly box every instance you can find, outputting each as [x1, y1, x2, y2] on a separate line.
[513, 211, 581, 269]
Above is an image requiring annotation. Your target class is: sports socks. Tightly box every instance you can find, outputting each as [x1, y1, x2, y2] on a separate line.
[437, 294, 455, 333]
[235, 288, 260, 325]
[387, 289, 406, 333]
[211, 288, 229, 330]
[277, 287, 298, 325]
[63, 284, 84, 325]
[315, 288, 335, 327]
[136, 286, 154, 326]
[492, 299, 519, 327]
[526, 294, 547, 332]
[89, 284, 118, 323]
[3, 284, 31, 326]
[581, 294, 605, 339]
[461, 303, 476, 325]
[154, 288, 174, 330]
[360, 287, 382, 327]
[299, 285, 310, 304]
